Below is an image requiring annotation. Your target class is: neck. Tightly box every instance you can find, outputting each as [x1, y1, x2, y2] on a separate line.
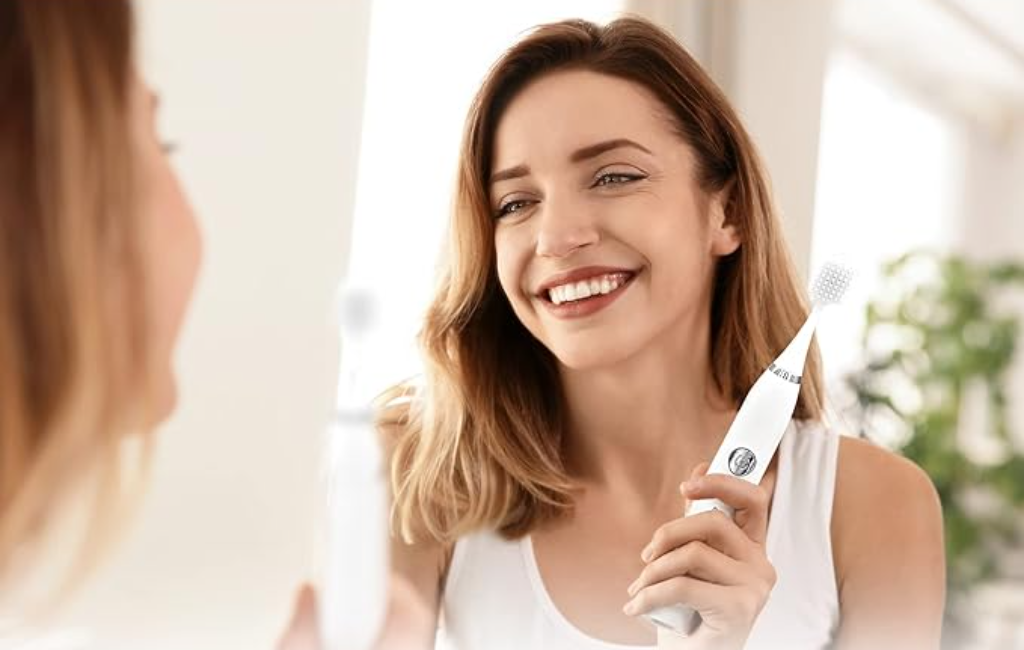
[557, 310, 736, 512]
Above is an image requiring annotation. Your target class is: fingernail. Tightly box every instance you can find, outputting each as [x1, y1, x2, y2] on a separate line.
[627, 580, 639, 597]
[684, 478, 703, 493]
[623, 600, 638, 616]
[641, 546, 653, 562]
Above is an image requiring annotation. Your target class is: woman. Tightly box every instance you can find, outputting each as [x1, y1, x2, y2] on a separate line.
[0, 0, 201, 611]
[302, 15, 946, 650]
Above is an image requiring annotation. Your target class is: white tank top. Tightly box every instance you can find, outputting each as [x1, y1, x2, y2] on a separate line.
[436, 420, 841, 650]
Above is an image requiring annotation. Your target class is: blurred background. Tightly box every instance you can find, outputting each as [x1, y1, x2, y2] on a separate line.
[33, 0, 1024, 648]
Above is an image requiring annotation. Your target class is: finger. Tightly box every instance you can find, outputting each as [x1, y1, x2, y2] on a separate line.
[682, 473, 771, 544]
[277, 584, 322, 650]
[627, 541, 747, 598]
[625, 576, 775, 639]
[642, 510, 758, 564]
[622, 574, 732, 618]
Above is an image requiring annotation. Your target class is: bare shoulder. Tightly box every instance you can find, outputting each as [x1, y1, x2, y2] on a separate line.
[375, 416, 451, 588]
[830, 435, 946, 648]
[379, 533, 449, 649]
[833, 435, 942, 524]
[831, 435, 943, 577]
[374, 413, 450, 649]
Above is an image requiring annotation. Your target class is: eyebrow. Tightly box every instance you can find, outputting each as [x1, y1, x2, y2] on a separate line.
[570, 138, 653, 162]
[489, 138, 653, 186]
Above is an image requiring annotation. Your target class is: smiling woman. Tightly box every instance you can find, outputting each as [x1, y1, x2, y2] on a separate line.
[365, 15, 945, 650]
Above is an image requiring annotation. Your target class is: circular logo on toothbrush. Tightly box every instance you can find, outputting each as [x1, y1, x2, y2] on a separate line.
[728, 447, 757, 477]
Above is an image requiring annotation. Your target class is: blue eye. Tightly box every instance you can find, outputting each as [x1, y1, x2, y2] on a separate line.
[496, 199, 533, 218]
[593, 172, 644, 187]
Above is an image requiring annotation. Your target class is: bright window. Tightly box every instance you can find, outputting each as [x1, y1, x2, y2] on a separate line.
[810, 48, 964, 395]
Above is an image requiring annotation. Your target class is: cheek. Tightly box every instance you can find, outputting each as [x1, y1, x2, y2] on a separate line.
[637, 209, 713, 297]
[494, 229, 530, 302]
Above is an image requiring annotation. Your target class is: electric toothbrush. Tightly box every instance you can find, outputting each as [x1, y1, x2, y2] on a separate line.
[642, 262, 853, 636]
[320, 284, 389, 650]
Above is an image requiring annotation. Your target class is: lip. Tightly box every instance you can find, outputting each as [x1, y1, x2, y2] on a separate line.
[535, 265, 639, 297]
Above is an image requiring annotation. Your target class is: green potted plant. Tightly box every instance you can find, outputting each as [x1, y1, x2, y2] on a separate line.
[843, 251, 1024, 644]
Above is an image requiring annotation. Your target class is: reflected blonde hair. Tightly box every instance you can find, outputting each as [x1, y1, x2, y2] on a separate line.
[379, 16, 823, 544]
[0, 0, 151, 598]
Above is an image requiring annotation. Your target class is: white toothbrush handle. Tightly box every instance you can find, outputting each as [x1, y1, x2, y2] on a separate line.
[645, 603, 703, 636]
[641, 496, 733, 635]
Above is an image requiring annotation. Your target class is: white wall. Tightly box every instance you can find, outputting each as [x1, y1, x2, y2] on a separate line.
[49, 2, 371, 648]
[726, 0, 835, 280]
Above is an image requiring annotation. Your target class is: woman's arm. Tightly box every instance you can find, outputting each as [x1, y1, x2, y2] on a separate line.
[831, 436, 946, 650]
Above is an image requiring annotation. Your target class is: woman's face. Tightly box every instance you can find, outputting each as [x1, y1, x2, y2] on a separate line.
[490, 70, 739, 370]
[130, 76, 202, 423]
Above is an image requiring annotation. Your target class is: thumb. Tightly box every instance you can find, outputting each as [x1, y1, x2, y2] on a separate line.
[680, 461, 711, 513]
[689, 461, 711, 481]
[277, 583, 322, 650]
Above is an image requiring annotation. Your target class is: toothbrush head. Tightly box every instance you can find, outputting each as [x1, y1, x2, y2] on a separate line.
[811, 262, 853, 307]
[338, 284, 378, 338]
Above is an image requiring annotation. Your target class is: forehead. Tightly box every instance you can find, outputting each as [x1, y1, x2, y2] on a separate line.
[491, 69, 678, 166]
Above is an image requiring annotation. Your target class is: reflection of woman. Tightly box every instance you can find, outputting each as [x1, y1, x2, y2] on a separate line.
[355, 17, 945, 650]
[0, 0, 200, 609]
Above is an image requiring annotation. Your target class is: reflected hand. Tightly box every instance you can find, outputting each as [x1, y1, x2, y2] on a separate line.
[277, 584, 325, 650]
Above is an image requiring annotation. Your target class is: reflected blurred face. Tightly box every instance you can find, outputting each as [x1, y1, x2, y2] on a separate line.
[130, 76, 202, 423]
[490, 70, 739, 370]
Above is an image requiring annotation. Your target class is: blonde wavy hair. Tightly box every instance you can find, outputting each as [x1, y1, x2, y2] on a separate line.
[378, 16, 823, 545]
[0, 0, 152, 599]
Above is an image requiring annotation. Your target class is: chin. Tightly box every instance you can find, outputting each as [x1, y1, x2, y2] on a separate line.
[548, 336, 640, 372]
[146, 372, 179, 428]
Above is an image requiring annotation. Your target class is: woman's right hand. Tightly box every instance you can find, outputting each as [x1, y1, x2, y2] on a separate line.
[277, 584, 324, 650]
[624, 463, 777, 650]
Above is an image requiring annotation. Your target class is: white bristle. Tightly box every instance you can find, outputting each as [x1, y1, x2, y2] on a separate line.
[338, 285, 377, 338]
[811, 262, 853, 307]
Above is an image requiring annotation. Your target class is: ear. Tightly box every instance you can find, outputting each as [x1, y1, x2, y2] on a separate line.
[708, 188, 740, 257]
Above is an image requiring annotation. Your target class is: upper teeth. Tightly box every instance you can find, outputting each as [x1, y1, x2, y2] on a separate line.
[547, 273, 630, 305]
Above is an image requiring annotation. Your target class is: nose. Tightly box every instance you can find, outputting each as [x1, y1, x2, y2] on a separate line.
[535, 191, 599, 258]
